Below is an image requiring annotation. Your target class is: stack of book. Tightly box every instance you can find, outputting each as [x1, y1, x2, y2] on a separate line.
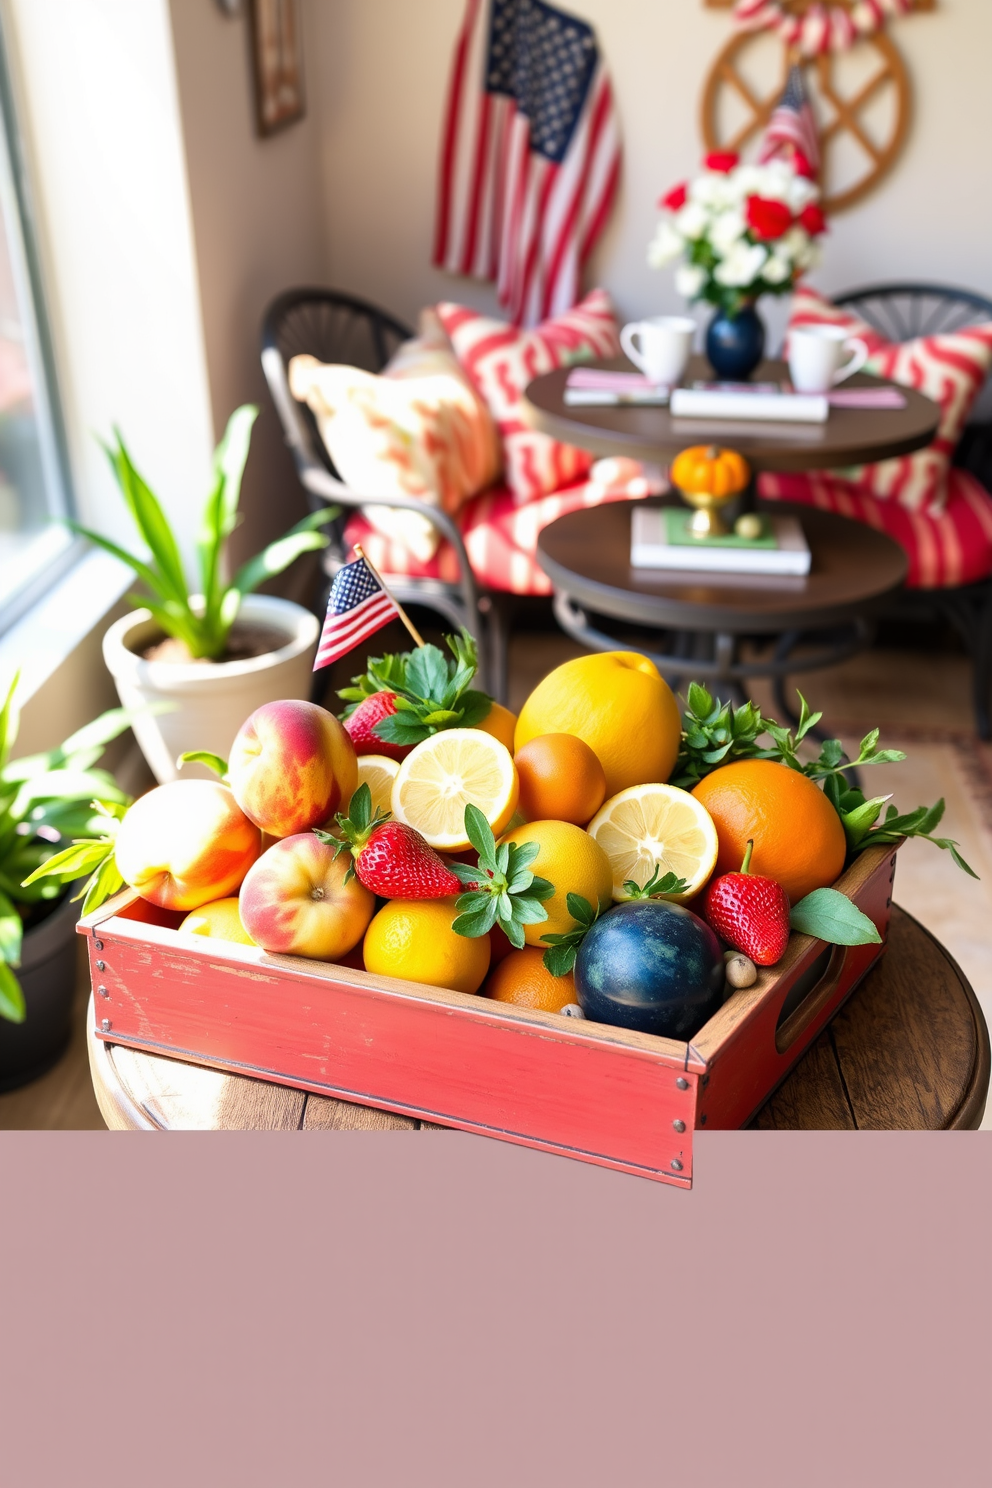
[631, 508, 812, 577]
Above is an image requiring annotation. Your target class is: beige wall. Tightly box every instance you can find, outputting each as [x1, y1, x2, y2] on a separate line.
[310, 0, 992, 347]
[167, 0, 328, 577]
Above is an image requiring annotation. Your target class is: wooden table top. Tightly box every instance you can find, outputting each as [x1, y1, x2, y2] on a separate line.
[537, 499, 908, 633]
[523, 356, 941, 472]
[87, 908, 989, 1134]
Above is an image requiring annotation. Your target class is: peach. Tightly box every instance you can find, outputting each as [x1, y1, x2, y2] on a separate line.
[228, 699, 357, 838]
[238, 833, 374, 960]
[115, 781, 261, 911]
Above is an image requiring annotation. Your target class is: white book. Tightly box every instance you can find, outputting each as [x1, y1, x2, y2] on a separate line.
[631, 508, 812, 576]
[669, 384, 828, 423]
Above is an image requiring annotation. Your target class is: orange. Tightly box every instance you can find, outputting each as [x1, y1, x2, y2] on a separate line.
[363, 898, 490, 994]
[179, 897, 256, 946]
[514, 733, 607, 826]
[692, 759, 846, 904]
[514, 651, 681, 797]
[475, 701, 517, 753]
[498, 819, 613, 945]
[484, 947, 575, 1012]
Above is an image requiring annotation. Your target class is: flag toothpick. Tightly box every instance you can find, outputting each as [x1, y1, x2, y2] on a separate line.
[353, 545, 425, 649]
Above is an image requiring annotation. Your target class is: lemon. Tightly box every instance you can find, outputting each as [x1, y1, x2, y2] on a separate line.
[498, 819, 613, 945]
[363, 899, 491, 994]
[587, 784, 719, 903]
[353, 754, 400, 818]
[514, 651, 682, 797]
[391, 728, 518, 850]
[179, 897, 256, 946]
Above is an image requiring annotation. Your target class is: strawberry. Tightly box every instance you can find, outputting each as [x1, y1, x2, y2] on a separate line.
[343, 692, 410, 761]
[319, 783, 462, 899]
[703, 840, 790, 966]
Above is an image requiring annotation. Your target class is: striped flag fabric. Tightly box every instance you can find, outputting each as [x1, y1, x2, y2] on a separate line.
[433, 0, 621, 328]
[313, 555, 400, 672]
[758, 64, 820, 177]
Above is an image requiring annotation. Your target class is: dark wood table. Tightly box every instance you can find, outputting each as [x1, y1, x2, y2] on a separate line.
[524, 355, 941, 470]
[537, 498, 907, 710]
[86, 907, 988, 1132]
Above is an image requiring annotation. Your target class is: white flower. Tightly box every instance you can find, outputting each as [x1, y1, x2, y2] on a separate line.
[779, 225, 809, 261]
[690, 172, 737, 210]
[730, 163, 768, 199]
[787, 173, 820, 213]
[675, 200, 710, 240]
[709, 209, 747, 254]
[648, 219, 685, 268]
[714, 241, 768, 288]
[675, 263, 707, 299]
[762, 253, 792, 285]
[756, 160, 794, 203]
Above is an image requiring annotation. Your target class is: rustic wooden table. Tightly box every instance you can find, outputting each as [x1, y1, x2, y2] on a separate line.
[87, 907, 988, 1133]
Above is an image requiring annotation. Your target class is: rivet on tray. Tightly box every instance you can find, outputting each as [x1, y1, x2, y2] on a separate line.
[676, 1077, 689, 1090]
[673, 1119, 686, 1133]
[101, 1019, 112, 1033]
[671, 1158, 684, 1171]
[96, 960, 106, 972]
[97, 985, 109, 999]
[94, 939, 103, 951]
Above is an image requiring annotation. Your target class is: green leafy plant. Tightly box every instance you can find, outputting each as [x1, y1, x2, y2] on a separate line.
[72, 404, 338, 661]
[450, 805, 553, 948]
[337, 629, 492, 745]
[540, 893, 600, 977]
[0, 676, 133, 1023]
[789, 888, 882, 947]
[673, 683, 976, 877]
[623, 865, 691, 901]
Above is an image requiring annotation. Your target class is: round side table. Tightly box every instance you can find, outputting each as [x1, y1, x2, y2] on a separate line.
[88, 909, 988, 1133]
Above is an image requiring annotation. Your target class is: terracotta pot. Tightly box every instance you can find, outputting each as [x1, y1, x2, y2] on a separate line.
[0, 891, 79, 1092]
[102, 594, 319, 784]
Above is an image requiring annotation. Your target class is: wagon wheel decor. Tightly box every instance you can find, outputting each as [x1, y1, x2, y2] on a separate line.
[702, 0, 936, 214]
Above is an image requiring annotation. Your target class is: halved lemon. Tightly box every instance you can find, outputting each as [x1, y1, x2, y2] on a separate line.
[587, 783, 719, 902]
[354, 754, 400, 818]
[391, 728, 518, 850]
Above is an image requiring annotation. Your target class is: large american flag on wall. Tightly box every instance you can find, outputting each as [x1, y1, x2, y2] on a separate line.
[433, 0, 621, 328]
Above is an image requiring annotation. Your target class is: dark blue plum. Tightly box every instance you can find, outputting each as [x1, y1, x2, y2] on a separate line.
[575, 900, 724, 1041]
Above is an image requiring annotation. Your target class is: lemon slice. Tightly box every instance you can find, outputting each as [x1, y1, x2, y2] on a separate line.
[391, 728, 518, 850]
[587, 783, 719, 902]
[354, 755, 400, 818]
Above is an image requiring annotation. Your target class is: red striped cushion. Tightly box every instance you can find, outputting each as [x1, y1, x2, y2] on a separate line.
[436, 289, 621, 506]
[343, 459, 662, 595]
[759, 467, 992, 589]
[787, 287, 992, 513]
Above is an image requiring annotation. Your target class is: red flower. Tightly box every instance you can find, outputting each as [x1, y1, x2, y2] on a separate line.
[799, 203, 827, 236]
[704, 151, 739, 174]
[659, 182, 688, 212]
[793, 150, 817, 180]
[745, 195, 793, 241]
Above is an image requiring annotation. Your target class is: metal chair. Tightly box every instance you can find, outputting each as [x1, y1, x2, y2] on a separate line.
[831, 283, 992, 737]
[260, 287, 500, 691]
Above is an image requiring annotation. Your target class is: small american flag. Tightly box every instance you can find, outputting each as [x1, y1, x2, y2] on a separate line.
[313, 555, 400, 672]
[759, 64, 820, 177]
[433, 0, 621, 328]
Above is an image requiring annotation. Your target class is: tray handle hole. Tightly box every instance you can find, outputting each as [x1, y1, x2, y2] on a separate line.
[775, 944, 848, 1054]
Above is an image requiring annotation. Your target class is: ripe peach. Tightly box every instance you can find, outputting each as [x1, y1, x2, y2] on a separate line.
[115, 781, 261, 911]
[228, 699, 358, 839]
[238, 833, 374, 960]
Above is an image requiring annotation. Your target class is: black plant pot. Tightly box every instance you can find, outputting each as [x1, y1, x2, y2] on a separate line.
[0, 892, 79, 1092]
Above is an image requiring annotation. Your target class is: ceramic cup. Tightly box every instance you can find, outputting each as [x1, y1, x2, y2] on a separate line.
[620, 315, 696, 387]
[787, 323, 869, 393]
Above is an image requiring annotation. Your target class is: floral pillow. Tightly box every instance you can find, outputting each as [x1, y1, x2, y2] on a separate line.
[436, 288, 621, 506]
[289, 320, 502, 562]
[786, 286, 992, 513]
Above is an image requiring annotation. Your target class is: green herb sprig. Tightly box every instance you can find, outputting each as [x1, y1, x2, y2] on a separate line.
[622, 865, 691, 901]
[337, 628, 492, 747]
[540, 894, 599, 977]
[450, 804, 553, 947]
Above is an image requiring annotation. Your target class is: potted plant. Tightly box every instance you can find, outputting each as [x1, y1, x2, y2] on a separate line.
[648, 151, 827, 380]
[85, 405, 337, 782]
[0, 675, 133, 1089]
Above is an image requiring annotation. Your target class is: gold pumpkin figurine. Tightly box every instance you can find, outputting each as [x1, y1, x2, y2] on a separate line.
[671, 444, 751, 538]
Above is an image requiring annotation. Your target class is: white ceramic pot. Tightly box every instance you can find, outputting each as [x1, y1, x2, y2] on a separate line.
[103, 594, 320, 784]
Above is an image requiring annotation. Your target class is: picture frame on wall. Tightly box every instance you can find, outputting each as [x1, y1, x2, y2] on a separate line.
[249, 0, 305, 136]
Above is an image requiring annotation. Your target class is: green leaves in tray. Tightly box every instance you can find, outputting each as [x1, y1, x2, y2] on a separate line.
[789, 888, 881, 947]
[450, 804, 553, 949]
[337, 628, 492, 746]
[540, 893, 598, 978]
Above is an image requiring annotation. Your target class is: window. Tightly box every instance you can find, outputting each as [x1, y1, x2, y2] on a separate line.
[0, 19, 73, 632]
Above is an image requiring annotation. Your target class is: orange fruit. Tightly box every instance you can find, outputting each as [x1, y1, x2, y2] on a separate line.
[691, 759, 846, 904]
[514, 733, 607, 826]
[498, 819, 613, 945]
[485, 947, 576, 1012]
[514, 651, 681, 797]
[363, 898, 490, 994]
[475, 701, 517, 753]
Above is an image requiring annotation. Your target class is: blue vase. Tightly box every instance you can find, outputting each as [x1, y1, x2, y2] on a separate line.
[705, 303, 766, 381]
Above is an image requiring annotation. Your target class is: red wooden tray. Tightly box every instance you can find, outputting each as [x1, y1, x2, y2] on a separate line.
[79, 843, 896, 1186]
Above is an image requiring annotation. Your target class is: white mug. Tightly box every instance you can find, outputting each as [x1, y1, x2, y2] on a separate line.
[787, 324, 869, 394]
[620, 315, 696, 387]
